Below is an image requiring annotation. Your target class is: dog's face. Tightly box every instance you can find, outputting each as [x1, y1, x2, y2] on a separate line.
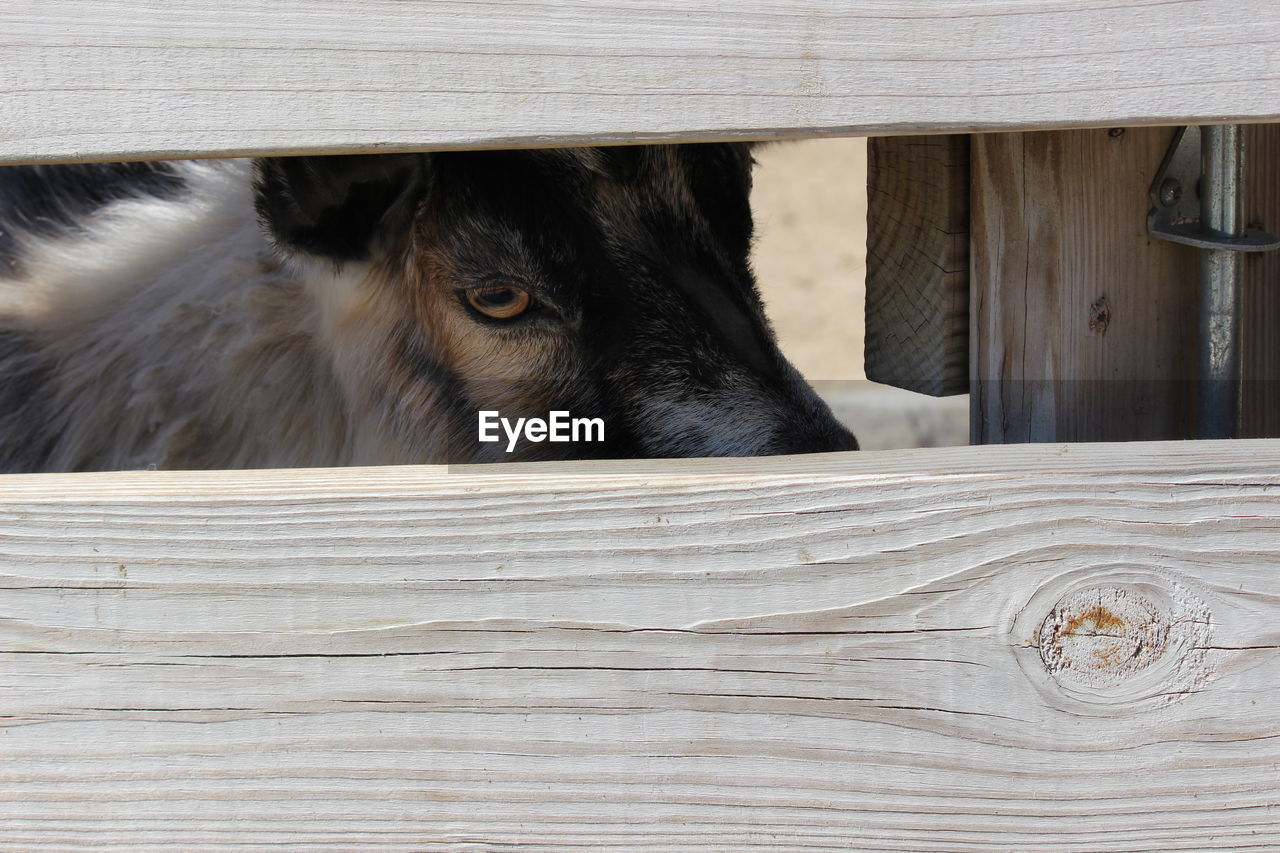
[255, 145, 856, 461]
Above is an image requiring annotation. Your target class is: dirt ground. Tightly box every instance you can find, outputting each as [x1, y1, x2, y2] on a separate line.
[751, 137, 868, 382]
[750, 138, 969, 450]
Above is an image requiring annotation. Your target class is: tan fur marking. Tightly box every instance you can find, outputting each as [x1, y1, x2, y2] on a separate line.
[406, 213, 577, 455]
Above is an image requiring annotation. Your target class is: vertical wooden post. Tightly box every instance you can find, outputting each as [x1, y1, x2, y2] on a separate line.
[1243, 125, 1280, 437]
[864, 135, 970, 396]
[970, 128, 1201, 443]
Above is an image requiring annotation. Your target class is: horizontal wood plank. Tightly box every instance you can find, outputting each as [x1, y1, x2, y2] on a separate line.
[2, 441, 1279, 849]
[3, 1, 1280, 163]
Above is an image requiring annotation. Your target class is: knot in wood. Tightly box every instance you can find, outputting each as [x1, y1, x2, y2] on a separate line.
[1039, 587, 1165, 687]
[1027, 576, 1213, 712]
[1088, 295, 1111, 334]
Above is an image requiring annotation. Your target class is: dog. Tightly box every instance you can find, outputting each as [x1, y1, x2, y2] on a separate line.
[0, 145, 856, 471]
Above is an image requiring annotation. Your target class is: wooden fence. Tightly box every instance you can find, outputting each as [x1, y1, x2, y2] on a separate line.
[4, 1, 1280, 849]
[5, 443, 1280, 849]
[7, 0, 1280, 163]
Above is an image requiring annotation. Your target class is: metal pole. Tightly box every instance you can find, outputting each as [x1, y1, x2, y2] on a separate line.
[1197, 124, 1244, 439]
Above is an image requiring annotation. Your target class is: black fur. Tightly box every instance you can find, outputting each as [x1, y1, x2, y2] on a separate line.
[0, 326, 56, 472]
[254, 154, 427, 261]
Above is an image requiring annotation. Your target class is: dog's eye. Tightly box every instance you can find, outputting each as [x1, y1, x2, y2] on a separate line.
[466, 285, 532, 320]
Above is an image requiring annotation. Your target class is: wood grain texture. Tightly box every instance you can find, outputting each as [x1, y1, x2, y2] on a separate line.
[970, 127, 1202, 443]
[865, 135, 970, 396]
[2, 442, 1279, 850]
[4, 1, 1280, 164]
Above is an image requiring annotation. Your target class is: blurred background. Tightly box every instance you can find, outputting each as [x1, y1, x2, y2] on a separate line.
[750, 138, 969, 450]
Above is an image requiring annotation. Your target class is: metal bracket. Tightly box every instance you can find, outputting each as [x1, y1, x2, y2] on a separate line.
[1148, 126, 1280, 251]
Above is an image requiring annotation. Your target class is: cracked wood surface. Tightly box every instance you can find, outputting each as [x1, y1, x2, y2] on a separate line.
[970, 127, 1203, 443]
[865, 135, 970, 396]
[4, 1, 1280, 164]
[2, 441, 1279, 850]
[970, 125, 1280, 444]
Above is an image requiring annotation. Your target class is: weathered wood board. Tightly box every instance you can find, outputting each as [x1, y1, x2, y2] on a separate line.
[2, 442, 1278, 850]
[972, 124, 1280, 443]
[970, 127, 1202, 443]
[1243, 124, 1280, 437]
[4, 1, 1280, 164]
[865, 135, 970, 396]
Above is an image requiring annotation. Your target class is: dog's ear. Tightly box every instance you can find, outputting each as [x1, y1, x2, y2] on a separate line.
[254, 153, 427, 262]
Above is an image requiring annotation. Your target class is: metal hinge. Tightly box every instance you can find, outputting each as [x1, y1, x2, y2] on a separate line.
[1148, 126, 1280, 252]
[1147, 125, 1280, 439]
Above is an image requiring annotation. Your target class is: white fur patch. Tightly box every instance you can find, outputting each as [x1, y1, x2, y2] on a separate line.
[0, 161, 368, 470]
